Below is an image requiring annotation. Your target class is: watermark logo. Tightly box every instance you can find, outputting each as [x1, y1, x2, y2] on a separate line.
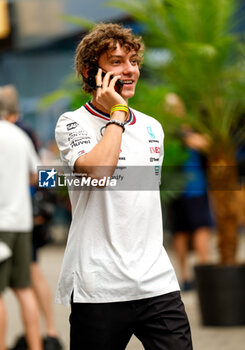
[38, 168, 57, 188]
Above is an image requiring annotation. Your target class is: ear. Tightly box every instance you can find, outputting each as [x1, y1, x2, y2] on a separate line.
[82, 66, 89, 79]
[6, 114, 18, 123]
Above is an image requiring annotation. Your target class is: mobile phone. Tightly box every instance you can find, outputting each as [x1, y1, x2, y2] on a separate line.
[86, 67, 124, 94]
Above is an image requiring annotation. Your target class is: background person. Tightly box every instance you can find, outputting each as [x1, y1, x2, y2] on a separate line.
[0, 85, 62, 350]
[0, 85, 42, 350]
[164, 93, 212, 291]
[55, 23, 193, 350]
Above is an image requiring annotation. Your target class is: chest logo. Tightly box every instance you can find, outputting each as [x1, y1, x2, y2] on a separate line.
[146, 126, 155, 139]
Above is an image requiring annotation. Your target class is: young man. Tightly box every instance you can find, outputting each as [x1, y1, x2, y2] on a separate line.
[55, 23, 193, 350]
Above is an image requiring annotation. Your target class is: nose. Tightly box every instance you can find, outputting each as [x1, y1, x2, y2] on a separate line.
[122, 60, 135, 75]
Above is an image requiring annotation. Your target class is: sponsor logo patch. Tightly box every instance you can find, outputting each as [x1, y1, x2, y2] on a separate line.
[77, 150, 85, 156]
[146, 126, 156, 139]
[148, 139, 159, 143]
[68, 130, 89, 141]
[71, 139, 91, 148]
[150, 157, 159, 163]
[150, 146, 160, 154]
[154, 165, 160, 175]
[66, 122, 78, 131]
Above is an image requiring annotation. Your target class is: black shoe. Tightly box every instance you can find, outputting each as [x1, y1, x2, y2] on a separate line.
[11, 335, 27, 350]
[43, 336, 63, 350]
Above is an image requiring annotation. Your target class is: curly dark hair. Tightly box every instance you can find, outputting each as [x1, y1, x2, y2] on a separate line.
[75, 23, 144, 94]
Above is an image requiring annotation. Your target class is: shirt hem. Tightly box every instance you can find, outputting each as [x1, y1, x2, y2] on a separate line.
[55, 285, 180, 306]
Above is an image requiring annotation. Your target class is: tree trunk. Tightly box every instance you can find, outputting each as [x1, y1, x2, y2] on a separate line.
[207, 149, 239, 265]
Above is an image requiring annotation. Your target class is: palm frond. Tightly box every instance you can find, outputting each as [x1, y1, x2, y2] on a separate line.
[109, 0, 245, 147]
[59, 14, 95, 30]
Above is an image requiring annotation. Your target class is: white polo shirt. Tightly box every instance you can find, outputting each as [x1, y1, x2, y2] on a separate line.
[55, 102, 179, 305]
[0, 120, 39, 232]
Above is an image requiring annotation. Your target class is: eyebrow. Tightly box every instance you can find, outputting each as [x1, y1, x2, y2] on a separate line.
[107, 55, 123, 59]
[107, 53, 138, 59]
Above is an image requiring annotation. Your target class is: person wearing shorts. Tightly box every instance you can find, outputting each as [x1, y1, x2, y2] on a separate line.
[55, 23, 193, 350]
[0, 85, 42, 350]
[168, 148, 213, 291]
[12, 120, 63, 350]
[0, 232, 31, 292]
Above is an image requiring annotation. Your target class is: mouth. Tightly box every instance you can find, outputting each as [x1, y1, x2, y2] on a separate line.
[122, 80, 134, 86]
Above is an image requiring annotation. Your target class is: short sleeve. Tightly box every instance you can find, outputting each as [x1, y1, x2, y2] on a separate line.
[28, 141, 40, 173]
[158, 123, 164, 166]
[22, 130, 40, 174]
[55, 114, 96, 170]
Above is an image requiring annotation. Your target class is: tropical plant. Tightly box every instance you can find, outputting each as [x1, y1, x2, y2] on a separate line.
[107, 0, 245, 264]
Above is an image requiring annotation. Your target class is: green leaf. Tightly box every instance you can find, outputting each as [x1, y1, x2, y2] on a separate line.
[39, 90, 69, 110]
[59, 14, 95, 30]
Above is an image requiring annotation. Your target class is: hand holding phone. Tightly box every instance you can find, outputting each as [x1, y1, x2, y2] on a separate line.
[86, 66, 124, 94]
[88, 67, 127, 121]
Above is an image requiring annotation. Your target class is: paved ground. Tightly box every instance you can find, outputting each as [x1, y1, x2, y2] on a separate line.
[3, 232, 245, 350]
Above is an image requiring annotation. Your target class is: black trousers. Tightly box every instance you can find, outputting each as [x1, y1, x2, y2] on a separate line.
[70, 291, 193, 350]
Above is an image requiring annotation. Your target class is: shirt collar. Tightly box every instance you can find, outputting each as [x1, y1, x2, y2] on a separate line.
[84, 101, 136, 125]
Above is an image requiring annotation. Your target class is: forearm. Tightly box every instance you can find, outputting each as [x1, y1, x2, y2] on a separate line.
[74, 111, 125, 179]
[30, 173, 38, 186]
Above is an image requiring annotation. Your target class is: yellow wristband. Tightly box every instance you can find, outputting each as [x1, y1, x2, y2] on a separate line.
[110, 104, 129, 119]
